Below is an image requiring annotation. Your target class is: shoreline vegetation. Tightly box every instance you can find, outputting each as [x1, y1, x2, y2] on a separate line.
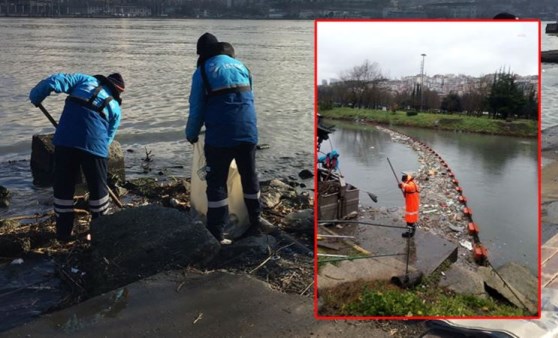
[320, 108, 538, 138]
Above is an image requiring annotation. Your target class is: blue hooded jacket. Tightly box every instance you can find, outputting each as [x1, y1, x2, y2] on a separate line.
[185, 54, 258, 147]
[29, 73, 122, 158]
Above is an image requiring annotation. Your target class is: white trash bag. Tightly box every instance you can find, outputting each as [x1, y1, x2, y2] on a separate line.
[190, 136, 249, 239]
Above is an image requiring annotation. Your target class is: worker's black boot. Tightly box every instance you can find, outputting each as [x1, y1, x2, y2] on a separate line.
[401, 225, 416, 238]
[208, 224, 232, 245]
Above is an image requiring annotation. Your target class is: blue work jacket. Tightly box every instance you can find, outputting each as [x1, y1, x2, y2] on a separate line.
[30, 73, 122, 158]
[186, 55, 258, 147]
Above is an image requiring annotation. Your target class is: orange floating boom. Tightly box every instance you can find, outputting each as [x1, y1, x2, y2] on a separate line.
[473, 244, 488, 263]
[468, 222, 479, 235]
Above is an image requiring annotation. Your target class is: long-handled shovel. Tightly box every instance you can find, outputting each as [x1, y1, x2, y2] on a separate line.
[390, 237, 423, 288]
[387, 157, 401, 186]
[37, 103, 123, 208]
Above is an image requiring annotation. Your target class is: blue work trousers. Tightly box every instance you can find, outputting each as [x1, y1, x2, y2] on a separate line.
[204, 142, 261, 239]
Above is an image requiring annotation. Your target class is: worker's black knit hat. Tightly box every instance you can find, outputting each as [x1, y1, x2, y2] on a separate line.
[493, 12, 518, 20]
[197, 33, 218, 55]
[107, 73, 125, 92]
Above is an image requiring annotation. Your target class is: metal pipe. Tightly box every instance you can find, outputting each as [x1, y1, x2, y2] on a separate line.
[318, 252, 406, 263]
[387, 157, 399, 184]
[319, 219, 408, 230]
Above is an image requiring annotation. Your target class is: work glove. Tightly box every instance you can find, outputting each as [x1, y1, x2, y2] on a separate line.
[30, 98, 42, 107]
[29, 91, 43, 107]
[398, 183, 403, 189]
[187, 136, 198, 145]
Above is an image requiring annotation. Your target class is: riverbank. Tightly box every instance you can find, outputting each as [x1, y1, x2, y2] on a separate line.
[320, 108, 537, 137]
[318, 125, 538, 317]
[0, 173, 316, 332]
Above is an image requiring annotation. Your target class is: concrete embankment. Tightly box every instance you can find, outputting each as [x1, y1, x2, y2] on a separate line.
[2, 270, 396, 338]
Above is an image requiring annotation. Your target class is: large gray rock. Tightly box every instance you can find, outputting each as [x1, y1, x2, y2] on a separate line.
[438, 265, 486, 297]
[479, 263, 537, 314]
[88, 205, 220, 294]
[30, 134, 125, 187]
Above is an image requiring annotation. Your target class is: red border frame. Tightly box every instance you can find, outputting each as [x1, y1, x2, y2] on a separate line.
[313, 18, 543, 321]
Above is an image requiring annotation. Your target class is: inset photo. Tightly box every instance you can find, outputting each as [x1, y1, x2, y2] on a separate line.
[315, 20, 540, 319]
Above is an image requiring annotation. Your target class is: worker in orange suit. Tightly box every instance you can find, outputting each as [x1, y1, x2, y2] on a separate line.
[399, 173, 420, 238]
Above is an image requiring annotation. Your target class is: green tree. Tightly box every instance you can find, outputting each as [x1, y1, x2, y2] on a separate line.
[486, 70, 525, 120]
[440, 92, 462, 113]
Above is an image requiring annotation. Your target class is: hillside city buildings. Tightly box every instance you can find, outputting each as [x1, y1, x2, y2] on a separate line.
[0, 0, 556, 20]
[321, 73, 538, 101]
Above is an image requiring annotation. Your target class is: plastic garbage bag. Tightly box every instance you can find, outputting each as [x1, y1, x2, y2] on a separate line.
[190, 135, 249, 239]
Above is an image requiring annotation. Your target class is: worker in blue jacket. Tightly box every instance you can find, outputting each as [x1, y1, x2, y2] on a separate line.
[186, 33, 261, 244]
[29, 72, 125, 242]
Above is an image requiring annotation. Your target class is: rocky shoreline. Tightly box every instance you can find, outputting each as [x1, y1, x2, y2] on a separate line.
[0, 173, 315, 332]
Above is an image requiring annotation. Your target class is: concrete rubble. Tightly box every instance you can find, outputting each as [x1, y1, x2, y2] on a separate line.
[30, 134, 125, 187]
[89, 205, 221, 294]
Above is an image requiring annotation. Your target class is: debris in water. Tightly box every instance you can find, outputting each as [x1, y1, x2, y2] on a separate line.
[459, 240, 473, 251]
[193, 312, 203, 324]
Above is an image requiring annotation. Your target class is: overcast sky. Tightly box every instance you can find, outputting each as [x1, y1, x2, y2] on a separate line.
[317, 21, 539, 83]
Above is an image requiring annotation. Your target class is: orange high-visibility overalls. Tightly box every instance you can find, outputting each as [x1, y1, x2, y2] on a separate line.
[402, 177, 420, 223]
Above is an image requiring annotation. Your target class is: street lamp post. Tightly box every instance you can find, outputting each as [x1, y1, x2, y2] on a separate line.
[420, 53, 426, 112]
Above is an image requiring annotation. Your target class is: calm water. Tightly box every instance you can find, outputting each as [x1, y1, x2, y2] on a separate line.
[0, 18, 314, 217]
[325, 122, 538, 274]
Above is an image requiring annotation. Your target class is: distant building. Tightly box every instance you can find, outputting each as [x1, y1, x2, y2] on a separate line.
[383, 8, 427, 18]
[423, 1, 478, 18]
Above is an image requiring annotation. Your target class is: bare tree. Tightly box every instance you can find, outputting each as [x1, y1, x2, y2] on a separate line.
[339, 60, 384, 109]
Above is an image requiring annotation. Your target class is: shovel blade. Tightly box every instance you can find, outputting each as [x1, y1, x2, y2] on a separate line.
[390, 271, 423, 288]
[367, 192, 378, 203]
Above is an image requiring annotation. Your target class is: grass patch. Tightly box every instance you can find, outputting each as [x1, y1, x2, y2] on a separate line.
[320, 108, 537, 137]
[319, 260, 529, 317]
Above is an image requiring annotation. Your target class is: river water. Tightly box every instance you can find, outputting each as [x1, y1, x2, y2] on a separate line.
[0, 18, 314, 218]
[324, 121, 538, 274]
